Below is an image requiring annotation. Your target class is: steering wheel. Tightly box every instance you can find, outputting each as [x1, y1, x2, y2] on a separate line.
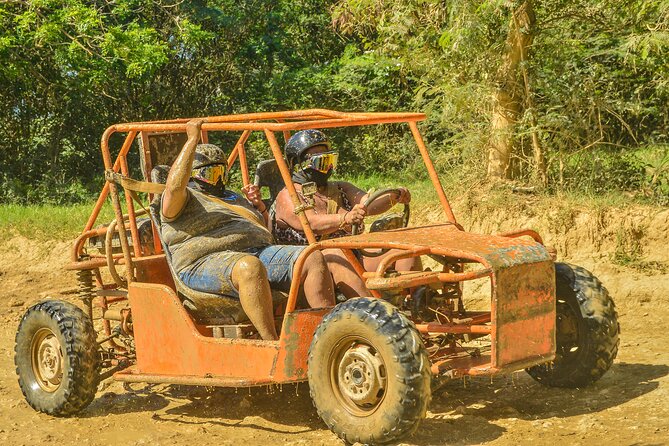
[351, 188, 410, 258]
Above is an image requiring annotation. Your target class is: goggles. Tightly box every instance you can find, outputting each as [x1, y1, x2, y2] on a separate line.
[302, 151, 339, 174]
[191, 163, 227, 186]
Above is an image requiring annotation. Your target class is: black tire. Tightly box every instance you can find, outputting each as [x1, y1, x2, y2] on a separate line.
[308, 297, 431, 445]
[15, 300, 100, 416]
[526, 263, 619, 388]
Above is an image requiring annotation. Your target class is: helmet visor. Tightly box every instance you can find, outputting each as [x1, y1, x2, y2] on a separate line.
[304, 151, 338, 174]
[191, 163, 227, 185]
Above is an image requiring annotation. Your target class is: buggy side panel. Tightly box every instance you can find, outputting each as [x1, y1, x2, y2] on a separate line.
[492, 260, 556, 368]
[133, 255, 175, 288]
[126, 282, 278, 381]
[274, 308, 331, 381]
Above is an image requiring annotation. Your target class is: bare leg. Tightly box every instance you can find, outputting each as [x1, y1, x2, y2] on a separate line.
[363, 249, 421, 273]
[231, 255, 278, 340]
[300, 251, 336, 308]
[323, 248, 370, 298]
[396, 255, 422, 272]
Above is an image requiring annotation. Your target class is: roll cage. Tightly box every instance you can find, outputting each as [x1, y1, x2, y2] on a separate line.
[69, 108, 554, 378]
[70, 109, 458, 299]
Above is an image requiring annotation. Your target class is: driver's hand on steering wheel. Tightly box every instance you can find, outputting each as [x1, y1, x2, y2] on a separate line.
[345, 204, 367, 225]
[396, 187, 411, 204]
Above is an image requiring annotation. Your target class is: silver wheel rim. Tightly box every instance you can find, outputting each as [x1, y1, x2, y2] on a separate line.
[330, 338, 387, 416]
[31, 328, 64, 392]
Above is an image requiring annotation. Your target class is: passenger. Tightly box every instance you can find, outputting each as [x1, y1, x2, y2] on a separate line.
[160, 120, 335, 340]
[272, 130, 416, 298]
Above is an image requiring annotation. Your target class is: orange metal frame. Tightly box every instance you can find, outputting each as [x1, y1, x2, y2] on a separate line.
[70, 109, 555, 386]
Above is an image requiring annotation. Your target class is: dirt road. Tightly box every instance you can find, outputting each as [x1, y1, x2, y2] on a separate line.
[1, 231, 668, 445]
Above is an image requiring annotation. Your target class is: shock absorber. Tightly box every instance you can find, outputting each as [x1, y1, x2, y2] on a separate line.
[76, 263, 95, 321]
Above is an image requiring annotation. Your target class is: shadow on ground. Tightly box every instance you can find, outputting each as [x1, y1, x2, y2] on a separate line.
[81, 362, 668, 444]
[411, 362, 668, 445]
[84, 381, 323, 435]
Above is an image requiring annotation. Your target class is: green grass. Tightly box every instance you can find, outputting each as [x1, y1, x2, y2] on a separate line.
[0, 202, 115, 242]
[340, 173, 441, 208]
[0, 176, 447, 244]
[0, 173, 663, 245]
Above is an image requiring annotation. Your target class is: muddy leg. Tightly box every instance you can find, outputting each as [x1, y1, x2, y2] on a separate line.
[231, 256, 278, 340]
[301, 251, 336, 308]
[396, 255, 422, 272]
[363, 249, 421, 273]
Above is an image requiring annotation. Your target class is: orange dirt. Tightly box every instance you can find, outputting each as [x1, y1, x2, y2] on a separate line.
[0, 206, 668, 445]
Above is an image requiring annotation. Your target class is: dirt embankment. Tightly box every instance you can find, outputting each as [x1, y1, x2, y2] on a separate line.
[0, 202, 668, 445]
[453, 201, 669, 308]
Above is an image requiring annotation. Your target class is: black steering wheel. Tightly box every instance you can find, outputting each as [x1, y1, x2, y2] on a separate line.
[351, 187, 410, 258]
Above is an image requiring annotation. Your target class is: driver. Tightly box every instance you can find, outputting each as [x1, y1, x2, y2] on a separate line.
[272, 130, 414, 298]
[160, 120, 335, 341]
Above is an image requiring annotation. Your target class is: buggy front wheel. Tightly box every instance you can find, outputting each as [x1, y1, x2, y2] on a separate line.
[15, 300, 100, 416]
[308, 297, 431, 444]
[526, 263, 619, 388]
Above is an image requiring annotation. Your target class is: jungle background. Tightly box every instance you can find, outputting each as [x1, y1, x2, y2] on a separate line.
[1, 3, 669, 445]
[0, 0, 667, 206]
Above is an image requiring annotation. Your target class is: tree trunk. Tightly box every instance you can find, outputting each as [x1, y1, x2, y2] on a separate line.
[487, 1, 536, 181]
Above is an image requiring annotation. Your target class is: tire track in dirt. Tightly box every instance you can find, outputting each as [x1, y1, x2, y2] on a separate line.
[1, 205, 668, 445]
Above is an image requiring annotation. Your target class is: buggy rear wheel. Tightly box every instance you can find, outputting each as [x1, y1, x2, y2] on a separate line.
[15, 300, 100, 416]
[526, 263, 619, 388]
[308, 298, 431, 444]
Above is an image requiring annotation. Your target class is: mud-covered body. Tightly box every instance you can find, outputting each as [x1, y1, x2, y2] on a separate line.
[321, 224, 557, 375]
[67, 109, 563, 383]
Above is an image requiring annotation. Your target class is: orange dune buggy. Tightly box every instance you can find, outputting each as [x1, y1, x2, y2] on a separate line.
[14, 110, 619, 444]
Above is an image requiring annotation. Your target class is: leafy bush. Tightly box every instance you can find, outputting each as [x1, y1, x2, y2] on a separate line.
[553, 148, 645, 194]
[0, 0, 667, 204]
[637, 145, 669, 204]
[0, 176, 97, 205]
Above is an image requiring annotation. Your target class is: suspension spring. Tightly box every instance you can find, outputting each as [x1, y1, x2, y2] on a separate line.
[77, 268, 95, 298]
[76, 264, 95, 320]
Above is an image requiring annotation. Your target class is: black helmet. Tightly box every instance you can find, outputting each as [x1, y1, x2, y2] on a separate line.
[193, 144, 226, 169]
[285, 130, 330, 169]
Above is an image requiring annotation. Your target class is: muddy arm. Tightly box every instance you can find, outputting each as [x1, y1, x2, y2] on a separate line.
[162, 120, 204, 219]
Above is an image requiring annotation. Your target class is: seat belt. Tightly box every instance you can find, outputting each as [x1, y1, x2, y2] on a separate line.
[105, 170, 270, 233]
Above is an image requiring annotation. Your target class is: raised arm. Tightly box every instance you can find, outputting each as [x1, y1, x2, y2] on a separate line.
[161, 119, 204, 219]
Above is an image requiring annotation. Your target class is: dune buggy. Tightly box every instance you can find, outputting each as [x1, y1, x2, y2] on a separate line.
[14, 110, 619, 444]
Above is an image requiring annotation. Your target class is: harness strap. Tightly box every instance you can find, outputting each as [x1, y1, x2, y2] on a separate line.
[105, 170, 166, 194]
[105, 170, 269, 233]
[325, 183, 339, 215]
[205, 194, 269, 233]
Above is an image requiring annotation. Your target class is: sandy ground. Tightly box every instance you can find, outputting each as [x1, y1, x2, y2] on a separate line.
[1, 207, 669, 445]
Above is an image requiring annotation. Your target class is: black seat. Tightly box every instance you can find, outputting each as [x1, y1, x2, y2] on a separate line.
[254, 159, 287, 234]
[254, 159, 285, 208]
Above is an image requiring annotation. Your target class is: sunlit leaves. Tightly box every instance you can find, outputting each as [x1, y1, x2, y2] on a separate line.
[0, 0, 667, 203]
[101, 24, 170, 78]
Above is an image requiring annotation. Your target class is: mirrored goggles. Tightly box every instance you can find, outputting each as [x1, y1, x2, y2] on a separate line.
[303, 151, 339, 173]
[191, 163, 227, 185]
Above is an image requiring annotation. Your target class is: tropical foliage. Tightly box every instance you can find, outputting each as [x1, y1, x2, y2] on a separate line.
[1, 0, 667, 204]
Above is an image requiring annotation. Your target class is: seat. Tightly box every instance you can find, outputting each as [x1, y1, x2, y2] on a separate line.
[254, 159, 285, 209]
[254, 159, 287, 235]
[148, 166, 247, 325]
